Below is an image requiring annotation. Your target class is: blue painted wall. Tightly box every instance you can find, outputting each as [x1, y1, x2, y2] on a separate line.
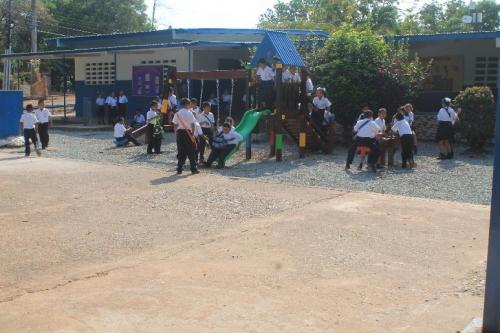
[0, 91, 23, 138]
[74, 80, 163, 119]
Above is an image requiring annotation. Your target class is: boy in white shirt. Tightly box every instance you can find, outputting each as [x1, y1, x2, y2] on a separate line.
[105, 92, 118, 124]
[391, 112, 415, 168]
[312, 87, 332, 130]
[172, 98, 199, 175]
[35, 98, 52, 149]
[118, 90, 128, 118]
[256, 58, 275, 108]
[20, 104, 41, 157]
[113, 117, 141, 147]
[197, 101, 215, 163]
[190, 98, 201, 117]
[345, 109, 381, 172]
[96, 93, 106, 124]
[204, 122, 243, 169]
[146, 101, 162, 154]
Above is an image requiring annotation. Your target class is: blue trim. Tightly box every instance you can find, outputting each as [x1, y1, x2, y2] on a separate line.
[393, 30, 500, 42]
[2, 41, 258, 60]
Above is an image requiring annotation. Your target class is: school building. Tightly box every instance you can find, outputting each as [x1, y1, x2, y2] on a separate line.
[2, 28, 329, 120]
[394, 31, 500, 140]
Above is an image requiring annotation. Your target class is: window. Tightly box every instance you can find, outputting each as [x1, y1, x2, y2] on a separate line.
[85, 62, 115, 85]
[474, 57, 498, 88]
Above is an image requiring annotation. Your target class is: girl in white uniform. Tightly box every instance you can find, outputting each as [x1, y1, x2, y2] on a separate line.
[312, 87, 332, 130]
[392, 112, 415, 168]
[436, 97, 459, 159]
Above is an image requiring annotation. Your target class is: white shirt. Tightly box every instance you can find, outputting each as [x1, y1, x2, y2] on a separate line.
[374, 117, 386, 134]
[216, 129, 243, 145]
[191, 106, 200, 117]
[118, 95, 128, 104]
[172, 108, 196, 130]
[20, 112, 38, 129]
[96, 97, 105, 106]
[437, 107, 458, 124]
[391, 119, 412, 136]
[323, 110, 334, 125]
[282, 70, 292, 82]
[404, 112, 414, 126]
[197, 112, 215, 128]
[106, 96, 117, 107]
[134, 114, 145, 123]
[313, 96, 331, 110]
[306, 78, 314, 95]
[256, 66, 275, 81]
[35, 108, 51, 123]
[168, 95, 177, 109]
[354, 119, 380, 138]
[114, 123, 127, 138]
[146, 109, 158, 124]
[194, 122, 204, 137]
[222, 94, 232, 103]
[292, 72, 301, 83]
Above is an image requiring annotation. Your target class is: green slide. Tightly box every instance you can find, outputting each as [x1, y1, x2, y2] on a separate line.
[223, 108, 272, 163]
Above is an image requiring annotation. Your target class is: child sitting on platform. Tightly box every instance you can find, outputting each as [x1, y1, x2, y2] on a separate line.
[114, 117, 141, 147]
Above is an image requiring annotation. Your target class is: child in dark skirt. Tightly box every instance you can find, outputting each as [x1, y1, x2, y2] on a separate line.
[436, 97, 459, 160]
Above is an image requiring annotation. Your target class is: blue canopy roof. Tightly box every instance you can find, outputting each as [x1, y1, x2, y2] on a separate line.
[251, 31, 305, 68]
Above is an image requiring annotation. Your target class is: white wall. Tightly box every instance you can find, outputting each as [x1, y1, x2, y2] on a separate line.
[193, 48, 249, 71]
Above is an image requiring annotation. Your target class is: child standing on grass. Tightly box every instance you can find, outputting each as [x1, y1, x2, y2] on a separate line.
[35, 98, 52, 149]
[391, 112, 415, 169]
[20, 104, 41, 157]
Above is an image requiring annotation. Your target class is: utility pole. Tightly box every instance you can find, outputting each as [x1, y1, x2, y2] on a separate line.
[2, 0, 13, 90]
[151, 0, 158, 28]
[30, 0, 37, 94]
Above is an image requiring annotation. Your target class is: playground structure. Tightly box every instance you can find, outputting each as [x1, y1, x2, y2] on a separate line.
[132, 31, 335, 163]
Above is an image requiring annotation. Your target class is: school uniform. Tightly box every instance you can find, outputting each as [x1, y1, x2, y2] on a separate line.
[436, 107, 458, 143]
[35, 107, 51, 149]
[256, 65, 275, 107]
[20, 112, 39, 156]
[206, 129, 242, 167]
[374, 117, 386, 134]
[306, 77, 314, 99]
[191, 106, 200, 118]
[282, 70, 292, 83]
[197, 111, 215, 162]
[105, 96, 118, 123]
[172, 108, 198, 173]
[312, 96, 332, 130]
[292, 72, 301, 83]
[96, 97, 105, 124]
[146, 109, 161, 154]
[168, 95, 177, 112]
[114, 123, 140, 147]
[392, 119, 414, 168]
[346, 119, 381, 167]
[118, 94, 128, 118]
[131, 113, 146, 128]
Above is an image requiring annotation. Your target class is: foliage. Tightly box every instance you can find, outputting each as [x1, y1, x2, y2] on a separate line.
[312, 28, 430, 133]
[453, 86, 496, 150]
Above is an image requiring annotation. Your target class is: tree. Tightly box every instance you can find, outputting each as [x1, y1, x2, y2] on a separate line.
[475, 0, 500, 31]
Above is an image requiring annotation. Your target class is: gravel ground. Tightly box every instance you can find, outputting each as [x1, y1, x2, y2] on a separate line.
[13, 129, 494, 205]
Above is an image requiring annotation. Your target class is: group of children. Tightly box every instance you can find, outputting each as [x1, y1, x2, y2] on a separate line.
[346, 104, 417, 172]
[95, 90, 128, 125]
[19, 98, 52, 157]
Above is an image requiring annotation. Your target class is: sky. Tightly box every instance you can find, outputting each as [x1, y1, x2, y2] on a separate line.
[144, 0, 452, 30]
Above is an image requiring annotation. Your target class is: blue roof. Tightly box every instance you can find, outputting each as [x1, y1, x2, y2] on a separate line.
[1, 41, 258, 60]
[393, 30, 500, 42]
[45, 28, 330, 49]
[251, 31, 305, 68]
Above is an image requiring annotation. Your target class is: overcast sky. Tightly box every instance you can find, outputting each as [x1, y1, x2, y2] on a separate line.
[144, 0, 456, 29]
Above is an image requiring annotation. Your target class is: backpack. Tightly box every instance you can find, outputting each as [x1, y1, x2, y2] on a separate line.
[212, 131, 227, 149]
[152, 118, 164, 139]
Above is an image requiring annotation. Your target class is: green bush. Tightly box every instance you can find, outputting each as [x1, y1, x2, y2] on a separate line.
[453, 86, 496, 151]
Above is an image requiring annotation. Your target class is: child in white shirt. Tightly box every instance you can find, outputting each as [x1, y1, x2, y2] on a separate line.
[19, 104, 41, 157]
[392, 112, 415, 168]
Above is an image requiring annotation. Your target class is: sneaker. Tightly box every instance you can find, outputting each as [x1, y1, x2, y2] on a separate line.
[191, 169, 200, 175]
[357, 163, 363, 170]
[177, 170, 182, 175]
[437, 153, 446, 160]
[402, 164, 407, 169]
[345, 164, 350, 170]
[35, 149, 41, 157]
[409, 160, 416, 168]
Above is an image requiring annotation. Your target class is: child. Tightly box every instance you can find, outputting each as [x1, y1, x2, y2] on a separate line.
[204, 122, 242, 169]
[290, 67, 301, 83]
[345, 109, 380, 172]
[172, 98, 199, 175]
[312, 87, 332, 130]
[403, 103, 418, 154]
[256, 58, 275, 108]
[131, 110, 146, 129]
[114, 117, 141, 147]
[374, 108, 387, 168]
[391, 112, 415, 168]
[197, 101, 215, 163]
[105, 91, 118, 124]
[96, 93, 105, 124]
[35, 98, 52, 149]
[190, 98, 200, 117]
[146, 101, 161, 154]
[436, 97, 459, 159]
[118, 90, 128, 118]
[20, 104, 41, 157]
[168, 88, 177, 113]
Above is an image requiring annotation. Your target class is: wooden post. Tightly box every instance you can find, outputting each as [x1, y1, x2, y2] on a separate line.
[298, 67, 308, 158]
[246, 135, 252, 160]
[246, 67, 252, 110]
[269, 119, 275, 157]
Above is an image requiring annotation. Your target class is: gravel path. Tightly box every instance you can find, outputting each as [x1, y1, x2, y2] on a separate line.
[14, 130, 494, 205]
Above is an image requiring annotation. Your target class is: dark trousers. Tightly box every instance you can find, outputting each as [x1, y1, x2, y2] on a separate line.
[97, 106, 105, 124]
[206, 144, 236, 167]
[198, 127, 213, 161]
[23, 129, 38, 156]
[400, 134, 414, 167]
[146, 124, 161, 154]
[115, 133, 140, 147]
[118, 103, 127, 118]
[311, 109, 324, 129]
[176, 129, 197, 172]
[108, 106, 117, 124]
[38, 122, 49, 149]
[346, 137, 379, 166]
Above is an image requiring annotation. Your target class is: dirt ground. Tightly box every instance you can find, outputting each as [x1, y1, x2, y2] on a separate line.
[0, 151, 489, 333]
